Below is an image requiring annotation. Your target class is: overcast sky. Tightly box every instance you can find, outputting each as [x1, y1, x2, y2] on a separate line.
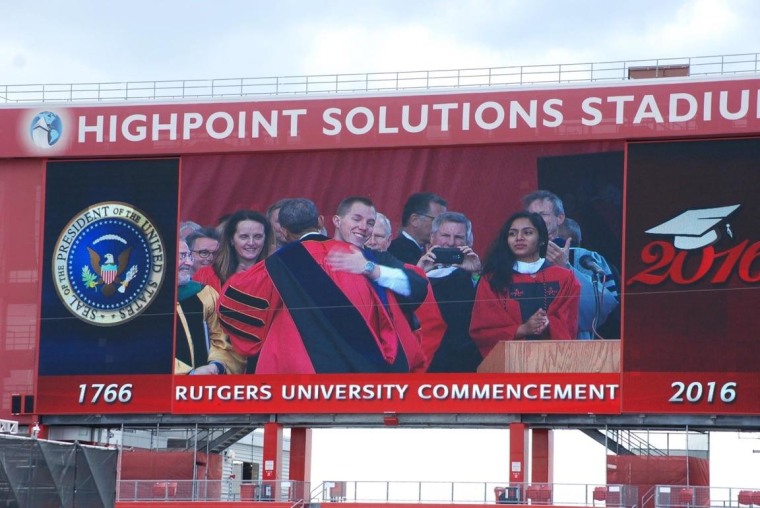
[1, 0, 758, 86]
[3, 0, 759, 493]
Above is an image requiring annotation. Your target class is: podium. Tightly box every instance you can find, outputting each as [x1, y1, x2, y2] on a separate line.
[477, 340, 620, 373]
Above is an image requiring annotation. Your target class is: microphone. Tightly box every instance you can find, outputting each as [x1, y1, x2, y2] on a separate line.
[579, 255, 605, 278]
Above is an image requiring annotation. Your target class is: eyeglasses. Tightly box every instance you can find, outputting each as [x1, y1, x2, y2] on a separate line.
[192, 249, 217, 258]
[418, 214, 435, 220]
[179, 252, 194, 261]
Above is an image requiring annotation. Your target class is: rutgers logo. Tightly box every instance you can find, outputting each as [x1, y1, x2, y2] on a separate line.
[628, 204, 760, 286]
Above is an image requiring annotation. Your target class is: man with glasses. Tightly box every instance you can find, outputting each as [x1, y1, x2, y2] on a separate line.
[388, 192, 448, 264]
[175, 239, 245, 375]
[185, 227, 220, 275]
[523, 190, 619, 339]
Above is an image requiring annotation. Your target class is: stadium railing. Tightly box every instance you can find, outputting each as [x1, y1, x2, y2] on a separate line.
[2, 52, 759, 104]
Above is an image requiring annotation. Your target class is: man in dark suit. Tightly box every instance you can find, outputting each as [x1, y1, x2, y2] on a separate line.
[388, 192, 447, 264]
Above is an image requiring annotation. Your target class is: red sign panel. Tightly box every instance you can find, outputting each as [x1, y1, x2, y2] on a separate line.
[37, 373, 620, 415]
[1, 77, 759, 157]
[621, 138, 760, 414]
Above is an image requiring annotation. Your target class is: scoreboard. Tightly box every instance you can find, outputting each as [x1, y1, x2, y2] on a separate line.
[1, 76, 759, 419]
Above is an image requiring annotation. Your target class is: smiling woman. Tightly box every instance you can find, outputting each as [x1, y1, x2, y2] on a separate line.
[193, 210, 271, 293]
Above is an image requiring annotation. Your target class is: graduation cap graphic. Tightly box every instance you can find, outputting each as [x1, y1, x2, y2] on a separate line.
[645, 205, 740, 250]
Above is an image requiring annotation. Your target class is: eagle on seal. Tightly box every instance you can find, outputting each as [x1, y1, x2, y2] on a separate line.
[87, 247, 133, 297]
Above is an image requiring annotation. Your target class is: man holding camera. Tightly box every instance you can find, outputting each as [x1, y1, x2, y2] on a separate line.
[416, 212, 483, 372]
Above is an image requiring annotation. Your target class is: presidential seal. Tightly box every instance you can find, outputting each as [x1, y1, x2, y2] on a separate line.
[53, 202, 166, 326]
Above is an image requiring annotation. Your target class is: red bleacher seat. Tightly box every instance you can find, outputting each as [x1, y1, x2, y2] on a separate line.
[526, 485, 552, 504]
[752, 491, 760, 506]
[737, 491, 753, 506]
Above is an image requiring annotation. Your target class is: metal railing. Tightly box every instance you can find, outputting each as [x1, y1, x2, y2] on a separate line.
[117, 478, 310, 503]
[652, 485, 760, 508]
[114, 480, 760, 505]
[117, 479, 639, 505]
[1, 53, 759, 104]
[318, 481, 639, 506]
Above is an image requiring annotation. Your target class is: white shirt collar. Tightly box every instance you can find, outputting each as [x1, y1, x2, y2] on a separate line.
[300, 231, 323, 240]
[513, 258, 546, 274]
[401, 230, 424, 249]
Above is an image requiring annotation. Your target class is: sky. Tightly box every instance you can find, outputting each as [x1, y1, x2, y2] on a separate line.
[1, 0, 758, 86]
[3, 0, 759, 495]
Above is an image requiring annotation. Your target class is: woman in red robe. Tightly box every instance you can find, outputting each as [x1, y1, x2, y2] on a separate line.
[194, 210, 271, 293]
[470, 211, 580, 358]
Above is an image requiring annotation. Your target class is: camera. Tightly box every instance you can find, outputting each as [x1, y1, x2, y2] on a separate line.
[432, 247, 465, 265]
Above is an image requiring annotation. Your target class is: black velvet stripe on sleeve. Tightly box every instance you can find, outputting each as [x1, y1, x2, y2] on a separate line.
[219, 320, 262, 344]
[223, 286, 270, 310]
[219, 304, 266, 328]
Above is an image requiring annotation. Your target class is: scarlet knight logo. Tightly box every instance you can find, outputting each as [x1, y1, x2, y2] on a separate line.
[627, 204, 760, 286]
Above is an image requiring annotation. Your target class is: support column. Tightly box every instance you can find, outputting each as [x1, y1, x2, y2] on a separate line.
[288, 428, 312, 502]
[262, 422, 283, 500]
[509, 422, 529, 496]
[531, 429, 553, 484]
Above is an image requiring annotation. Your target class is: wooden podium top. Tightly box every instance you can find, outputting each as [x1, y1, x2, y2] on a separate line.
[476, 340, 620, 373]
